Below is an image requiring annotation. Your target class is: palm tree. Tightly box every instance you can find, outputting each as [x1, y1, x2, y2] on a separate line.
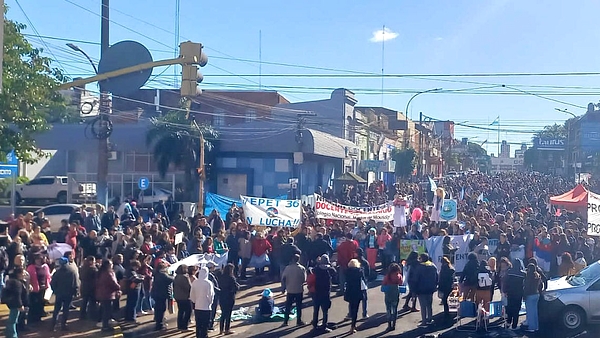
[146, 111, 218, 200]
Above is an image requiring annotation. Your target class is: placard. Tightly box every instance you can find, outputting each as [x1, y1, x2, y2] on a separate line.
[399, 239, 426, 260]
[426, 234, 474, 272]
[241, 195, 301, 227]
[174, 232, 184, 245]
[440, 199, 458, 222]
[588, 192, 600, 236]
[314, 195, 394, 221]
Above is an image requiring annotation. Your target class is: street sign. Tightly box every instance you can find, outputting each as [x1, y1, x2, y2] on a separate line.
[138, 177, 150, 190]
[0, 150, 18, 178]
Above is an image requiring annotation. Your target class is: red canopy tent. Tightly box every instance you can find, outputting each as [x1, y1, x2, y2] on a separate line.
[550, 184, 588, 210]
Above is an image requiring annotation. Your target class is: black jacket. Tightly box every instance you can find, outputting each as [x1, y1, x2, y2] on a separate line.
[505, 270, 525, 299]
[218, 274, 239, 303]
[438, 265, 455, 293]
[51, 265, 78, 297]
[79, 264, 98, 297]
[313, 265, 335, 300]
[495, 241, 511, 260]
[343, 267, 364, 303]
[280, 243, 301, 266]
[3, 278, 28, 309]
[414, 261, 438, 295]
[151, 270, 174, 300]
[460, 259, 479, 287]
[310, 238, 333, 261]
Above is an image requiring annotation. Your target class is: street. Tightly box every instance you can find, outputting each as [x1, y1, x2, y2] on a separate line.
[3, 276, 597, 338]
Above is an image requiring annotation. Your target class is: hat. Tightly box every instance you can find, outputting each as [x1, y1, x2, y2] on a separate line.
[262, 288, 273, 298]
[58, 257, 69, 266]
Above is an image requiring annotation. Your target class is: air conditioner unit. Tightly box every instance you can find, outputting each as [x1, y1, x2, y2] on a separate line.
[351, 148, 359, 156]
[108, 151, 118, 161]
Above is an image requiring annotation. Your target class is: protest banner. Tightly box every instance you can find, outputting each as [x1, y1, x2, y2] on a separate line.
[426, 234, 474, 272]
[399, 239, 427, 260]
[440, 199, 458, 222]
[241, 195, 301, 227]
[168, 252, 229, 274]
[314, 195, 394, 221]
[588, 192, 600, 236]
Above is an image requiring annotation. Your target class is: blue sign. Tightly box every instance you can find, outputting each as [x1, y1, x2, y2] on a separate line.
[534, 138, 565, 151]
[138, 177, 150, 190]
[0, 150, 18, 178]
[581, 122, 600, 152]
[440, 199, 458, 221]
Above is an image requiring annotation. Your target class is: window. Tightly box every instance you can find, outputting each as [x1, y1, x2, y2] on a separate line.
[29, 177, 54, 185]
[214, 109, 225, 126]
[246, 109, 257, 122]
[124, 152, 157, 172]
[42, 205, 76, 215]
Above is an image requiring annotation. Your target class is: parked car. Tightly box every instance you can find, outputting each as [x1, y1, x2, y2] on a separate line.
[540, 260, 600, 331]
[34, 204, 81, 233]
[15, 176, 96, 205]
[137, 188, 172, 207]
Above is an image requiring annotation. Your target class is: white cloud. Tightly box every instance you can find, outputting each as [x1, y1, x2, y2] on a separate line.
[435, 37, 444, 41]
[370, 27, 399, 42]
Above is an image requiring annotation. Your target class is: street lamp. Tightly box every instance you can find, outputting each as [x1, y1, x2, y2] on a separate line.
[555, 108, 578, 181]
[66, 43, 99, 74]
[404, 88, 442, 149]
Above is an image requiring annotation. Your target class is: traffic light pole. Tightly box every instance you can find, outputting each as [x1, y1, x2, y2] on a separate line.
[97, 0, 110, 208]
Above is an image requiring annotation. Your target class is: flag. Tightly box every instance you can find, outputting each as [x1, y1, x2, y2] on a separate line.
[477, 193, 484, 203]
[555, 209, 562, 217]
[428, 177, 437, 192]
[490, 116, 500, 126]
[460, 187, 465, 200]
[480, 139, 488, 146]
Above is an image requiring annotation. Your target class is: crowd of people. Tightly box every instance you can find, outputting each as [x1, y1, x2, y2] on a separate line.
[0, 171, 596, 337]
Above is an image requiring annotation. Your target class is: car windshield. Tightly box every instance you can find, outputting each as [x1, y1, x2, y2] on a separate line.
[567, 260, 600, 286]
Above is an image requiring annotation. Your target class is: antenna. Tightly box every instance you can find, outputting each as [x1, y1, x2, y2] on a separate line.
[174, 0, 180, 87]
[259, 30, 262, 90]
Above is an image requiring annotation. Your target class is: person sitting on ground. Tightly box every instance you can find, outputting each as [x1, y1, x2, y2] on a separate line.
[257, 288, 275, 319]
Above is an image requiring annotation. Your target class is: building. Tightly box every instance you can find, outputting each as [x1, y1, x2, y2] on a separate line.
[490, 141, 524, 174]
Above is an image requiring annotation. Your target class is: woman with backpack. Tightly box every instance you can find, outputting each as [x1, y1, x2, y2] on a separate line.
[438, 257, 456, 319]
[505, 258, 525, 330]
[381, 263, 403, 331]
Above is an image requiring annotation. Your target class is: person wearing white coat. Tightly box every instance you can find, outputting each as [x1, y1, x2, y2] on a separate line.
[190, 267, 214, 338]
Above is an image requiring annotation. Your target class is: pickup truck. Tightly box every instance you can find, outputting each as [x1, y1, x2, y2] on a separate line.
[15, 176, 96, 205]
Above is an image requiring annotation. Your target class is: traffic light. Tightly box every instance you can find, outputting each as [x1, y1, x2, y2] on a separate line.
[179, 41, 208, 97]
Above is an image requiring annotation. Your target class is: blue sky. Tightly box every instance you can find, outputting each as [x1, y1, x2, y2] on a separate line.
[8, 0, 600, 155]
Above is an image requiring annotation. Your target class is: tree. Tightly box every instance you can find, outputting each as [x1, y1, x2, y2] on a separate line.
[0, 12, 68, 163]
[146, 109, 218, 200]
[534, 123, 566, 139]
[392, 148, 417, 179]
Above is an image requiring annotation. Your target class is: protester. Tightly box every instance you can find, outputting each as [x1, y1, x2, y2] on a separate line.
[173, 264, 192, 331]
[415, 253, 438, 327]
[281, 253, 307, 327]
[3, 267, 28, 338]
[381, 262, 403, 331]
[344, 259, 364, 334]
[190, 267, 215, 338]
[524, 263, 542, 333]
[218, 263, 239, 335]
[402, 251, 420, 312]
[151, 261, 174, 331]
[79, 256, 98, 320]
[505, 258, 525, 330]
[309, 254, 335, 333]
[50, 257, 78, 331]
[438, 257, 455, 319]
[96, 259, 121, 333]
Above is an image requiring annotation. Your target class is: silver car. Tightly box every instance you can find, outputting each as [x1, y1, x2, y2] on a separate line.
[541, 261, 600, 331]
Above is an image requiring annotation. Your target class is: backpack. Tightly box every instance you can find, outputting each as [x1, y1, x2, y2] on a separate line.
[478, 272, 493, 288]
[0, 246, 8, 273]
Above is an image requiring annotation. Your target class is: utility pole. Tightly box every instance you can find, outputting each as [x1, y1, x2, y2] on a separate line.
[419, 112, 424, 177]
[198, 132, 205, 213]
[0, 0, 4, 92]
[295, 112, 316, 199]
[97, 0, 110, 207]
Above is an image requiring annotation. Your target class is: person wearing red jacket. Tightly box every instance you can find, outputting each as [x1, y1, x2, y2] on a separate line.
[251, 232, 272, 277]
[336, 233, 358, 294]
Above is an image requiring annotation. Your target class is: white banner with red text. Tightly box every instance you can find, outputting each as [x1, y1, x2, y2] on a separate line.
[313, 195, 394, 222]
[588, 191, 600, 236]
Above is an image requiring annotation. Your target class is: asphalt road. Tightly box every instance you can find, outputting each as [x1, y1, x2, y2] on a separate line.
[0, 277, 598, 338]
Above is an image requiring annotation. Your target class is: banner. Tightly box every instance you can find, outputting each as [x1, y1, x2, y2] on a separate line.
[168, 252, 228, 274]
[440, 199, 458, 222]
[588, 192, 600, 236]
[314, 195, 394, 221]
[399, 239, 426, 260]
[426, 234, 474, 272]
[241, 195, 301, 227]
[205, 192, 241, 218]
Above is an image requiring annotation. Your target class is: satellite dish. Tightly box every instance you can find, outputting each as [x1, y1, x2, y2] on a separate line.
[97, 41, 153, 96]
